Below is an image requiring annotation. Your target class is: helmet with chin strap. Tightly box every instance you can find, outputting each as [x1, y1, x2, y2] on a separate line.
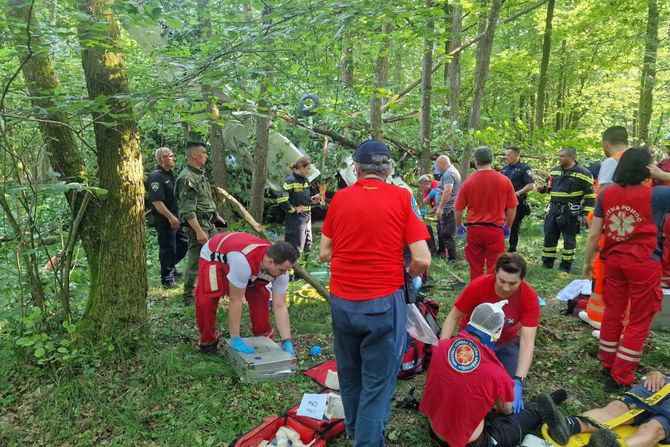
[465, 300, 508, 348]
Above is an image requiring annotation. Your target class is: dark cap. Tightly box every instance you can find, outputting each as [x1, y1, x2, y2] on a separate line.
[473, 146, 493, 164]
[353, 139, 390, 163]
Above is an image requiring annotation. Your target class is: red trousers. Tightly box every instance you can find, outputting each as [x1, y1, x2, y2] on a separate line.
[599, 253, 662, 385]
[194, 261, 272, 345]
[464, 225, 506, 281]
[662, 215, 670, 285]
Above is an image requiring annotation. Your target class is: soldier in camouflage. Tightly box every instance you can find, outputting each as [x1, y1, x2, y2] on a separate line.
[176, 141, 226, 306]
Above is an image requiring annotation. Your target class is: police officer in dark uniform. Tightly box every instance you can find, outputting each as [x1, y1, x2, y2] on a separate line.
[501, 146, 535, 253]
[277, 156, 320, 265]
[148, 147, 189, 289]
[540, 148, 595, 273]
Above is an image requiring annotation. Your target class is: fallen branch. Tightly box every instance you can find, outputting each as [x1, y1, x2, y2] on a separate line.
[275, 112, 357, 148]
[382, 0, 550, 112]
[214, 186, 330, 301]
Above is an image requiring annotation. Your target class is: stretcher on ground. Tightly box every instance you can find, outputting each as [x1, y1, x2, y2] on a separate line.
[541, 384, 670, 447]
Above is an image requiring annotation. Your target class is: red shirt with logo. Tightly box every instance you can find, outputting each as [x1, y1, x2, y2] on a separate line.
[455, 274, 540, 343]
[596, 184, 657, 260]
[420, 331, 514, 447]
[454, 170, 518, 226]
[322, 178, 430, 300]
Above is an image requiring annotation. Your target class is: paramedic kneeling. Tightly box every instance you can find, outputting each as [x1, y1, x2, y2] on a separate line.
[440, 253, 540, 413]
[421, 301, 571, 447]
[548, 371, 669, 447]
[195, 232, 299, 355]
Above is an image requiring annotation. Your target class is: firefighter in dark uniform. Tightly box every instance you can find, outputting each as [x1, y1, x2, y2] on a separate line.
[540, 147, 595, 273]
[277, 156, 320, 266]
[148, 147, 188, 289]
[176, 141, 226, 306]
[501, 146, 535, 253]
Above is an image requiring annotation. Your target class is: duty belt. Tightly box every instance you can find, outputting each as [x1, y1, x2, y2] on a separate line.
[199, 212, 218, 222]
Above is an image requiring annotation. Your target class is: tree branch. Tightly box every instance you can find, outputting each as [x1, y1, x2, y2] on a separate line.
[382, 0, 550, 112]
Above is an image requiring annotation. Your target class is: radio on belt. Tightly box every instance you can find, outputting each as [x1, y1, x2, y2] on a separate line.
[223, 336, 297, 382]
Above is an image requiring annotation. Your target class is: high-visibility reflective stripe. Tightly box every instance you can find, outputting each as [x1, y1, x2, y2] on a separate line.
[549, 171, 562, 176]
[599, 346, 617, 353]
[562, 256, 575, 261]
[584, 194, 596, 199]
[618, 346, 643, 356]
[542, 253, 557, 258]
[208, 265, 219, 292]
[563, 249, 575, 253]
[276, 196, 289, 203]
[587, 302, 605, 312]
[551, 191, 585, 198]
[241, 243, 270, 255]
[213, 232, 239, 253]
[543, 247, 558, 252]
[568, 172, 594, 184]
[616, 352, 641, 363]
[600, 339, 618, 347]
[583, 206, 594, 212]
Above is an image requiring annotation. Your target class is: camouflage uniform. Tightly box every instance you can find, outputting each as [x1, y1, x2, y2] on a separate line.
[176, 165, 217, 305]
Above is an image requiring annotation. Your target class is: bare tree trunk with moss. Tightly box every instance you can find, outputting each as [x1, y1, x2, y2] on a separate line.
[461, 0, 503, 179]
[7, 2, 93, 315]
[77, 0, 147, 340]
[419, 3, 434, 174]
[249, 4, 273, 223]
[370, 24, 390, 140]
[637, 0, 659, 144]
[535, 0, 555, 129]
[446, 0, 462, 125]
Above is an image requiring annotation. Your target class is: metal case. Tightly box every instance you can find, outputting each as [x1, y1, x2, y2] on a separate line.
[223, 337, 297, 382]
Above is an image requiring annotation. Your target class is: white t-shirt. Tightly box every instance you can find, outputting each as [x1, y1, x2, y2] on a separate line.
[598, 156, 621, 187]
[199, 246, 289, 292]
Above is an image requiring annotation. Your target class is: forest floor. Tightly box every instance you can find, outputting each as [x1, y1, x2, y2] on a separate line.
[1, 215, 670, 446]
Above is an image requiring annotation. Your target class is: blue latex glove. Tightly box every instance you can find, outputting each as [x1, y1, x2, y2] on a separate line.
[282, 339, 295, 356]
[456, 225, 467, 238]
[513, 379, 524, 413]
[411, 276, 423, 292]
[503, 225, 511, 239]
[230, 337, 255, 354]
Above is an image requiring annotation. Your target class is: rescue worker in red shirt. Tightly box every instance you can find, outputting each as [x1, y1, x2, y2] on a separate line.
[584, 148, 670, 391]
[320, 139, 431, 447]
[454, 146, 518, 280]
[418, 174, 439, 208]
[194, 232, 299, 355]
[653, 134, 670, 287]
[441, 253, 540, 413]
[421, 301, 570, 447]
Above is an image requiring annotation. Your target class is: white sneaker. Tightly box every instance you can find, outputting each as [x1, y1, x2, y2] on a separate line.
[578, 310, 602, 329]
[591, 330, 600, 339]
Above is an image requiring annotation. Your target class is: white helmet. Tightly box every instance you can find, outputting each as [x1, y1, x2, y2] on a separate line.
[465, 300, 508, 348]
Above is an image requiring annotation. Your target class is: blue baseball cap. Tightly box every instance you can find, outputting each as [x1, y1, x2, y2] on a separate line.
[353, 139, 390, 163]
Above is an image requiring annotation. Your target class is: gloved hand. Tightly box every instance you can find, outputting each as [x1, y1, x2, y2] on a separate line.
[513, 379, 524, 413]
[230, 336, 255, 354]
[502, 225, 511, 239]
[282, 339, 295, 356]
[456, 225, 466, 238]
[411, 276, 423, 292]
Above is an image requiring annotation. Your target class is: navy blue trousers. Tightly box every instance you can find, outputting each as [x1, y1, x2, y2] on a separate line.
[331, 289, 407, 447]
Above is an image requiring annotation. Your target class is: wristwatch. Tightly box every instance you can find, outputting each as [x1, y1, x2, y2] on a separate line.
[514, 376, 526, 383]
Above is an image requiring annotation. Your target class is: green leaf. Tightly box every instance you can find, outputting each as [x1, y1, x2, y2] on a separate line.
[34, 347, 45, 358]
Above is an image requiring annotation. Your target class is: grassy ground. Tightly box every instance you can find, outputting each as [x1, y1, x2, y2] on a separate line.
[1, 216, 669, 446]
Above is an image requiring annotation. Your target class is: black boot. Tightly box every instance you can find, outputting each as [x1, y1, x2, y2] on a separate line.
[586, 429, 622, 447]
[537, 393, 571, 446]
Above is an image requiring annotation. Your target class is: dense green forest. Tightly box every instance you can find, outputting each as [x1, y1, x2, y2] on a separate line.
[1, 0, 669, 445]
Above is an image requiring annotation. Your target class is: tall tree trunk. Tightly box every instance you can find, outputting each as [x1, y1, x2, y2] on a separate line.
[197, 0, 227, 189]
[446, 0, 462, 125]
[554, 40, 566, 131]
[77, 0, 147, 339]
[249, 4, 273, 223]
[8, 2, 92, 312]
[461, 0, 503, 179]
[393, 43, 403, 86]
[535, 0, 555, 129]
[370, 23, 390, 140]
[637, 0, 659, 144]
[340, 38, 354, 88]
[419, 2, 434, 174]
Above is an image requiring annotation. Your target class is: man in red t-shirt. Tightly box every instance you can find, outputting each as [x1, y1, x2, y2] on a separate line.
[654, 135, 670, 287]
[455, 146, 518, 280]
[421, 301, 569, 447]
[441, 253, 540, 413]
[320, 139, 431, 447]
